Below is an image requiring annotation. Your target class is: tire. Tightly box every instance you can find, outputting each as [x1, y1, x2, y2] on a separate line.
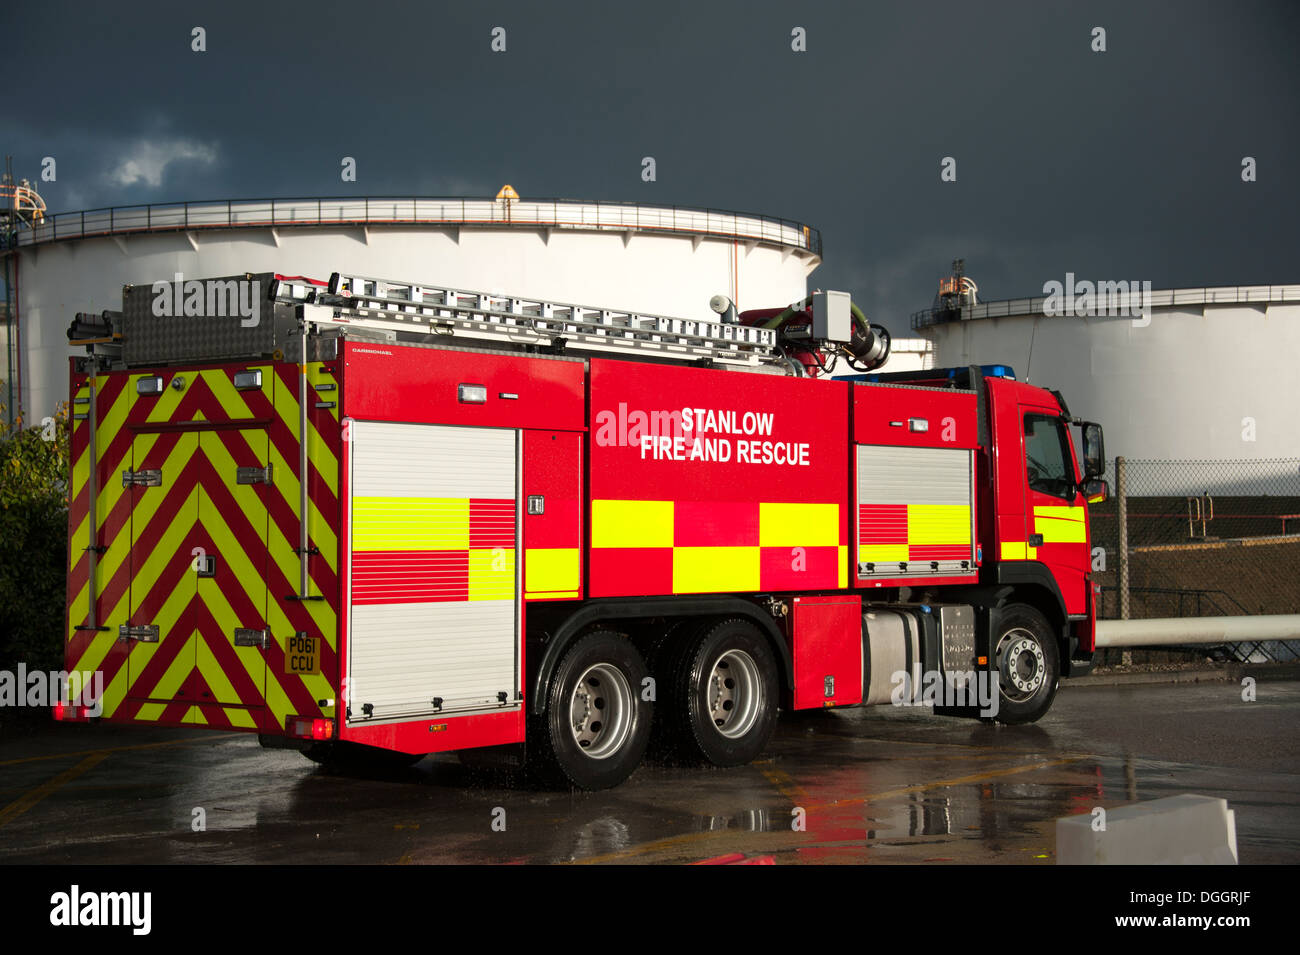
[531, 630, 652, 790]
[644, 619, 704, 759]
[301, 740, 426, 770]
[665, 618, 779, 767]
[991, 604, 1060, 725]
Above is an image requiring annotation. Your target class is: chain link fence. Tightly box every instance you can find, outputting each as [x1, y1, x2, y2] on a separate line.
[1088, 458, 1300, 665]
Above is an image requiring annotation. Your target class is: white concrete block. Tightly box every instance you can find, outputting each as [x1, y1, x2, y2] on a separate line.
[1056, 794, 1238, 865]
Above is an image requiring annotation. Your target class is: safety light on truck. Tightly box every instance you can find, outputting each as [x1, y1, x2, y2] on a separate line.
[233, 369, 263, 391]
[136, 376, 164, 395]
[52, 702, 92, 722]
[287, 716, 334, 740]
[457, 383, 488, 404]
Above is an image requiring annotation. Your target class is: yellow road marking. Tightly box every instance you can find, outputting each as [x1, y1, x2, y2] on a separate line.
[572, 755, 1085, 864]
[571, 827, 784, 866]
[758, 765, 810, 807]
[0, 732, 245, 767]
[0, 752, 109, 829]
[800, 756, 1086, 815]
[0, 782, 170, 797]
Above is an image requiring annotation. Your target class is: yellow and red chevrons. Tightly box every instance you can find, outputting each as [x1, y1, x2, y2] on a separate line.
[588, 499, 847, 596]
[856, 503, 973, 565]
[64, 361, 340, 732]
[351, 497, 516, 604]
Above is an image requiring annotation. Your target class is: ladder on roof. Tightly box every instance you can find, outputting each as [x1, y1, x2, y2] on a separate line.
[271, 271, 782, 368]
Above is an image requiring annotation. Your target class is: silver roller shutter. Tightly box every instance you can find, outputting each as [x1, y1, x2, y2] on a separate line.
[347, 421, 519, 723]
[856, 444, 976, 579]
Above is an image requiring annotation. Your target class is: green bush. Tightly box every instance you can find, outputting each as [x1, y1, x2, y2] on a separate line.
[0, 391, 70, 678]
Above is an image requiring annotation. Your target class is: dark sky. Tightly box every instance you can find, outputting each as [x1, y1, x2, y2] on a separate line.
[3, 0, 1296, 334]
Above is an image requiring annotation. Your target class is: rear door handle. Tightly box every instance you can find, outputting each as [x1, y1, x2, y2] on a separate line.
[119, 625, 160, 643]
[233, 628, 269, 650]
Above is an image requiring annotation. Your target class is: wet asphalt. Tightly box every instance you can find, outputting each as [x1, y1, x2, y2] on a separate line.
[1, 678, 1296, 865]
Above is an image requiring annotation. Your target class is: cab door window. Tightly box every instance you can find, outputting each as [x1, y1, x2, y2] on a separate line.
[1023, 414, 1074, 499]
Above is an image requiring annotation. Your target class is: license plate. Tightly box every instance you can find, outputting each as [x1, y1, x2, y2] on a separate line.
[285, 632, 321, 676]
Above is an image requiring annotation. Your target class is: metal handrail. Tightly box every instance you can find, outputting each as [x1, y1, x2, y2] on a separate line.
[910, 284, 1300, 331]
[6, 195, 823, 257]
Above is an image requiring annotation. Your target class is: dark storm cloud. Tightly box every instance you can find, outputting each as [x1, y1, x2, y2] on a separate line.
[3, 0, 1296, 333]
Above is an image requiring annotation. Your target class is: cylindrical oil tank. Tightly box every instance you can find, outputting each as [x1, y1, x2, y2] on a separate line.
[914, 286, 1300, 495]
[3, 196, 822, 418]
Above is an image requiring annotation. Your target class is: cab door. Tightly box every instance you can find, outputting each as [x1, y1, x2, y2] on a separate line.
[1019, 407, 1090, 615]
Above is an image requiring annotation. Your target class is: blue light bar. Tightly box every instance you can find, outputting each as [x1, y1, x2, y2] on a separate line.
[840, 365, 1017, 384]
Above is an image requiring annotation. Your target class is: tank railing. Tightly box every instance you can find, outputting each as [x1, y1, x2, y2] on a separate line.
[9, 196, 822, 257]
[911, 284, 1300, 331]
[1099, 585, 1250, 620]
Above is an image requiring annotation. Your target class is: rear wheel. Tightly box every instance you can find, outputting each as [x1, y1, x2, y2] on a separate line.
[666, 618, 778, 767]
[991, 604, 1060, 725]
[531, 630, 652, 790]
[645, 619, 703, 758]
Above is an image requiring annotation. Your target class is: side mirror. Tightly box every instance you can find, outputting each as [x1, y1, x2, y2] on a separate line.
[1084, 478, 1108, 504]
[1082, 422, 1105, 479]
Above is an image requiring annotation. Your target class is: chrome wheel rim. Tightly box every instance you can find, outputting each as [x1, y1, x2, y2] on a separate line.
[569, 663, 634, 759]
[707, 650, 762, 739]
[996, 628, 1046, 702]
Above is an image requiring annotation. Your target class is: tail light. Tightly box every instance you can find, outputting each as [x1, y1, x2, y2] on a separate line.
[286, 716, 334, 740]
[52, 702, 93, 722]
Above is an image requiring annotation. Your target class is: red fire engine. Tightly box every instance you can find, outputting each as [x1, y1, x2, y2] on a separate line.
[60, 271, 1106, 789]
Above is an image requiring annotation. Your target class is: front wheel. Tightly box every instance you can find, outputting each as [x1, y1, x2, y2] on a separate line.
[991, 604, 1060, 725]
[532, 630, 652, 790]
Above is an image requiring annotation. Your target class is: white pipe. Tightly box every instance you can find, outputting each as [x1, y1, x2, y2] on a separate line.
[1096, 615, 1300, 648]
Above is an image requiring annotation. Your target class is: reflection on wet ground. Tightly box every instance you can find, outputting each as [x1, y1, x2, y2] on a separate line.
[1, 681, 1296, 864]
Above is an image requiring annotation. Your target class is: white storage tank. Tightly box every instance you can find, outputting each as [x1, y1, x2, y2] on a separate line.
[3, 194, 821, 418]
[914, 285, 1300, 495]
